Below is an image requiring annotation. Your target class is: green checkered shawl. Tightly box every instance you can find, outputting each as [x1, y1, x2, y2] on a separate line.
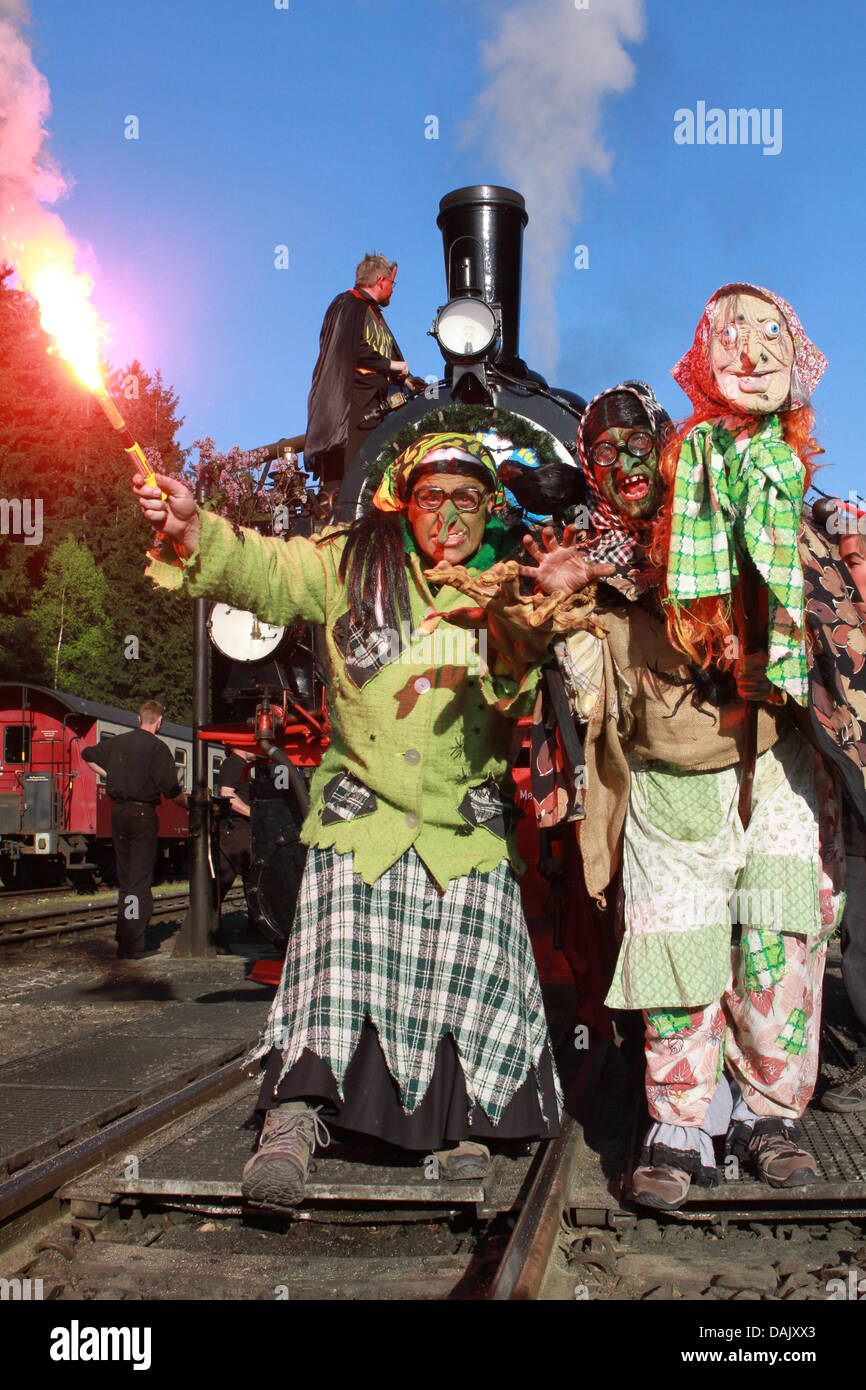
[665, 414, 808, 704]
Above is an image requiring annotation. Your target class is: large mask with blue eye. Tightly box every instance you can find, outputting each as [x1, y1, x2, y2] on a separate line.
[709, 291, 795, 415]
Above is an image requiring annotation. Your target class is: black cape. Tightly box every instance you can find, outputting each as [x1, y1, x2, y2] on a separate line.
[305, 290, 401, 461]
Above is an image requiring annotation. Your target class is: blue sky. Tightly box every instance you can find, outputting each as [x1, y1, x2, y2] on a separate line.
[26, 0, 865, 502]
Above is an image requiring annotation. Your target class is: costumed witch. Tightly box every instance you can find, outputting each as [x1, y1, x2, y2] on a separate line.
[512, 291, 849, 1210]
[504, 383, 673, 1027]
[135, 432, 564, 1210]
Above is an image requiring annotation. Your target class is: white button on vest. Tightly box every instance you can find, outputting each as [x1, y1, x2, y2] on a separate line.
[414, 677, 431, 693]
[405, 812, 419, 829]
[403, 749, 421, 765]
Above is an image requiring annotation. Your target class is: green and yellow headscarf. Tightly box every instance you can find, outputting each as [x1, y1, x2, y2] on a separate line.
[372, 432, 505, 512]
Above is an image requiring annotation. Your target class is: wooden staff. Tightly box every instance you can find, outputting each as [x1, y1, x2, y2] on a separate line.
[736, 552, 768, 830]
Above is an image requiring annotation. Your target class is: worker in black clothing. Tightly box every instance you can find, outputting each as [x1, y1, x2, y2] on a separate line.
[217, 745, 253, 904]
[83, 699, 188, 959]
[304, 253, 422, 485]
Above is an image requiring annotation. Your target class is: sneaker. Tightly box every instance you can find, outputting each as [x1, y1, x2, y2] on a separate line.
[241, 1106, 330, 1210]
[750, 1131, 819, 1188]
[433, 1141, 491, 1180]
[823, 1058, 866, 1113]
[631, 1164, 691, 1210]
[117, 946, 160, 961]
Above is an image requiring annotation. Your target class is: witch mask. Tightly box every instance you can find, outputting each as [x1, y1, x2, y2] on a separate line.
[709, 291, 795, 414]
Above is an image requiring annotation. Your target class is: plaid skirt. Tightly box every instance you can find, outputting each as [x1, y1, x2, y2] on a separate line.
[246, 846, 559, 1127]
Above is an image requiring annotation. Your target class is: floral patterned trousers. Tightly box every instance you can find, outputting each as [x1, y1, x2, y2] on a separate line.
[644, 930, 828, 1125]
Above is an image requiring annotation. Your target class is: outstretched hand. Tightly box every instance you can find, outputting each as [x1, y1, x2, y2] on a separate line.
[518, 525, 615, 595]
[133, 472, 200, 556]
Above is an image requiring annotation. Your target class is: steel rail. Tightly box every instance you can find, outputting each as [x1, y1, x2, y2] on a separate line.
[0, 889, 244, 944]
[0, 1060, 250, 1235]
[488, 1044, 606, 1301]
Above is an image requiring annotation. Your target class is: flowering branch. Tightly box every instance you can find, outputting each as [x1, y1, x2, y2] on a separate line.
[190, 437, 314, 534]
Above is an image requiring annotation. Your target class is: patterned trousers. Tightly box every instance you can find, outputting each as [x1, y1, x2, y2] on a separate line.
[644, 930, 827, 1126]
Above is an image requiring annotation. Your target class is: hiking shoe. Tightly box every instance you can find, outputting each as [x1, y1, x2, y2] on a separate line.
[241, 1106, 330, 1210]
[433, 1141, 491, 1180]
[750, 1131, 819, 1188]
[631, 1165, 692, 1211]
[822, 1058, 866, 1113]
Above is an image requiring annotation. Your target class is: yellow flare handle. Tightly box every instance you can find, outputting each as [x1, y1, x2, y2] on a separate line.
[92, 385, 160, 491]
[127, 440, 158, 488]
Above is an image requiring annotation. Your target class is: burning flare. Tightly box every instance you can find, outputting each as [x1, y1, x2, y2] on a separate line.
[25, 254, 103, 391]
[0, 1, 158, 505]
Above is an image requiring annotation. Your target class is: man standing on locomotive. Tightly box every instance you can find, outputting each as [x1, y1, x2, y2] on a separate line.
[135, 432, 561, 1209]
[304, 254, 420, 486]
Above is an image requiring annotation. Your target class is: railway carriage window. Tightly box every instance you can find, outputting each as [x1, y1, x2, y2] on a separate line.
[173, 747, 188, 789]
[3, 726, 31, 764]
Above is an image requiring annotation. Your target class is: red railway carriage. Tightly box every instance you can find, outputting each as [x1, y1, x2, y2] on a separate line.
[0, 682, 221, 887]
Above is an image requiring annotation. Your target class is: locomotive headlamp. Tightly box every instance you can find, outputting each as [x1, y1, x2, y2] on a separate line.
[432, 297, 499, 360]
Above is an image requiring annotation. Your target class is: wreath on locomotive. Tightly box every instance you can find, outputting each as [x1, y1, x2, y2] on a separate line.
[206, 186, 589, 949]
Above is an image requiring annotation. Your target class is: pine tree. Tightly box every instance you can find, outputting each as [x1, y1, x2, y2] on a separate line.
[0, 267, 195, 721]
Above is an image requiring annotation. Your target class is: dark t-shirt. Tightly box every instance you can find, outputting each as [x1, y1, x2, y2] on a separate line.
[83, 729, 181, 805]
[219, 753, 252, 812]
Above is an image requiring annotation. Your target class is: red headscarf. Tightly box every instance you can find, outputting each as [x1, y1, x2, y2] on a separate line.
[671, 282, 827, 416]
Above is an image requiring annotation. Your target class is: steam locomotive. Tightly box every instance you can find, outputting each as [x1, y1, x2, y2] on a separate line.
[204, 185, 590, 950]
[337, 184, 586, 516]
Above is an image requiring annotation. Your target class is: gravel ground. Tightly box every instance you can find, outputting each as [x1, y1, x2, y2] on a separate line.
[550, 1214, 866, 1301]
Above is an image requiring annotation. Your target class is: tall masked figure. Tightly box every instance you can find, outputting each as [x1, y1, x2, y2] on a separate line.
[614, 286, 846, 1208]
[506, 325, 848, 1210]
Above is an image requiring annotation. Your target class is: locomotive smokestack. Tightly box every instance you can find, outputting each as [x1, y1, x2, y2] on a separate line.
[437, 185, 528, 376]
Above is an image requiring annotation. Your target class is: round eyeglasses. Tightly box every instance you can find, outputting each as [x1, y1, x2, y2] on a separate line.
[589, 429, 655, 469]
[411, 485, 486, 513]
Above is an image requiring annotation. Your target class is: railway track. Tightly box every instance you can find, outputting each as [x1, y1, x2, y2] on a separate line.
[2, 1035, 865, 1301]
[0, 1049, 580, 1301]
[0, 885, 75, 903]
[0, 887, 244, 944]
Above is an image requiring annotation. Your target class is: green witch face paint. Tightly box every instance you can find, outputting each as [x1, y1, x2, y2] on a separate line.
[590, 427, 663, 521]
[408, 474, 493, 565]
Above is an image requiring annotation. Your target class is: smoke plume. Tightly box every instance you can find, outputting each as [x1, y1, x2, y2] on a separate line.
[466, 0, 645, 378]
[0, 1, 95, 299]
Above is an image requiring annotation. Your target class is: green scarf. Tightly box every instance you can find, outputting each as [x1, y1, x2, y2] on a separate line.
[665, 414, 807, 703]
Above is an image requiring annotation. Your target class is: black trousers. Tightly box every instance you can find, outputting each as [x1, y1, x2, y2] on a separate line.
[218, 818, 251, 897]
[110, 802, 158, 953]
[313, 390, 385, 485]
